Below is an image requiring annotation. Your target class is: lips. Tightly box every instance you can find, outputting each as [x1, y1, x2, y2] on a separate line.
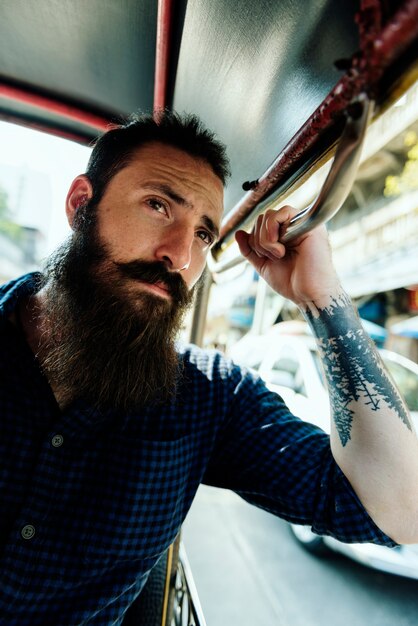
[115, 259, 190, 306]
[153, 280, 169, 293]
[136, 279, 171, 299]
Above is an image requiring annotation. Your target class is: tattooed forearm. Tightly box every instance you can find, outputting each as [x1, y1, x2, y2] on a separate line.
[303, 291, 412, 446]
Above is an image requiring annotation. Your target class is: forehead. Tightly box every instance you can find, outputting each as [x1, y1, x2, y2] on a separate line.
[123, 141, 224, 214]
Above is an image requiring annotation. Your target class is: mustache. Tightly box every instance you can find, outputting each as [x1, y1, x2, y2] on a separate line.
[114, 259, 191, 305]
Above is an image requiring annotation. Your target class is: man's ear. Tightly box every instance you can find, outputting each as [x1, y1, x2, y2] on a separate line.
[65, 175, 93, 230]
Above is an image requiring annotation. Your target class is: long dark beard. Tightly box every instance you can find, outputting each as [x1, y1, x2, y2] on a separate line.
[39, 210, 196, 412]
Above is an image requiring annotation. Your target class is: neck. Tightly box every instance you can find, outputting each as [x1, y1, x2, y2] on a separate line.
[16, 291, 46, 353]
[13, 290, 68, 409]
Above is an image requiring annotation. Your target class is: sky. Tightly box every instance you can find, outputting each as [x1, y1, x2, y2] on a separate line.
[0, 120, 92, 253]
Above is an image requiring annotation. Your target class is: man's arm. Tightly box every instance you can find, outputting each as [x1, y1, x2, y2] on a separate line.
[236, 207, 418, 544]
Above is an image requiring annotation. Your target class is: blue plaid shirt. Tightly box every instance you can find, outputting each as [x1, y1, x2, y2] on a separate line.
[0, 274, 395, 625]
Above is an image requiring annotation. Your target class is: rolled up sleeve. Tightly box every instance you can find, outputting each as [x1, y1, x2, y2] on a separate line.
[203, 367, 397, 548]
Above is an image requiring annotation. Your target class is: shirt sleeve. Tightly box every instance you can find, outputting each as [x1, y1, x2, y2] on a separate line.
[203, 365, 397, 548]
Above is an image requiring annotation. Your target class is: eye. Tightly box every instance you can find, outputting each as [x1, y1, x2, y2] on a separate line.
[196, 230, 214, 246]
[147, 197, 169, 215]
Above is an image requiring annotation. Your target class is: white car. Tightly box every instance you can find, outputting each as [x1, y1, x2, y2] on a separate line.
[230, 322, 418, 579]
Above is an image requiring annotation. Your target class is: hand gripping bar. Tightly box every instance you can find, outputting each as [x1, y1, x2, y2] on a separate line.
[207, 94, 373, 276]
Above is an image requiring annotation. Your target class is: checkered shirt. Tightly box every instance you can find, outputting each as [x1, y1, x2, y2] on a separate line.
[0, 274, 396, 625]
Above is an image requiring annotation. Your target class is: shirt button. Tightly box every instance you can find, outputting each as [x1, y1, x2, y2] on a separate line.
[51, 434, 64, 448]
[21, 524, 36, 540]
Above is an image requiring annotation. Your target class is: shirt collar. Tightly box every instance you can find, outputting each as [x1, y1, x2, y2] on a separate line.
[0, 272, 43, 319]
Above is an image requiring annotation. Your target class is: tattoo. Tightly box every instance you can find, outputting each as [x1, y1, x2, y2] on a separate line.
[303, 291, 412, 447]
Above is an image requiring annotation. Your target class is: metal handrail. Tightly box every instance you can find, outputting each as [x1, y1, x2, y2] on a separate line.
[282, 94, 373, 242]
[208, 93, 373, 275]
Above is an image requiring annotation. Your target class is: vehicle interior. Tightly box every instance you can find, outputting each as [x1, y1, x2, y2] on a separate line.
[1, 1, 418, 624]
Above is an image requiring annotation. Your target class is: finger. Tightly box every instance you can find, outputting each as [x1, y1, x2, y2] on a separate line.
[247, 230, 263, 258]
[252, 214, 266, 257]
[235, 230, 267, 272]
[247, 216, 284, 263]
[271, 205, 328, 247]
[263, 212, 286, 257]
[254, 211, 286, 259]
[273, 205, 295, 225]
[246, 229, 277, 262]
[247, 216, 267, 259]
[238, 205, 301, 266]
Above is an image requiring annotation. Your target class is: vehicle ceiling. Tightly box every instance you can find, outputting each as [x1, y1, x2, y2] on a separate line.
[0, 0, 412, 217]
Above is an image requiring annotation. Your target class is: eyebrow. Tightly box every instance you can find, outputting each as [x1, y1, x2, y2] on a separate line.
[143, 182, 220, 242]
[143, 183, 192, 208]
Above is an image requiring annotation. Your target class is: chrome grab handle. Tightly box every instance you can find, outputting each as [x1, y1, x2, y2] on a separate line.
[207, 94, 373, 279]
[282, 93, 373, 243]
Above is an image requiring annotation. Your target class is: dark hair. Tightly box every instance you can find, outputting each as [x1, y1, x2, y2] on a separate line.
[85, 110, 230, 203]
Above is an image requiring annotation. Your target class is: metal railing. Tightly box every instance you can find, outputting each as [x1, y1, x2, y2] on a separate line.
[170, 544, 207, 626]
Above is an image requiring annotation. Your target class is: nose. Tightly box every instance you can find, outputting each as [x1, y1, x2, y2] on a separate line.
[154, 227, 193, 272]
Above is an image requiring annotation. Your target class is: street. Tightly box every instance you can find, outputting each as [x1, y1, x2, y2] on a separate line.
[183, 486, 418, 626]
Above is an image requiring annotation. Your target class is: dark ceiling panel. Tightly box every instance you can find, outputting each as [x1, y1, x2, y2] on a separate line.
[0, 0, 157, 115]
[1, 0, 416, 223]
[173, 0, 359, 211]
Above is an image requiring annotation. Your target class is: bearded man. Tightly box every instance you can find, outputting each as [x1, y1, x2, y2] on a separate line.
[1, 111, 418, 625]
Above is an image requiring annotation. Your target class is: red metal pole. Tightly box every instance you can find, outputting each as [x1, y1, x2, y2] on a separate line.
[218, 0, 418, 244]
[153, 0, 174, 115]
[0, 83, 110, 135]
